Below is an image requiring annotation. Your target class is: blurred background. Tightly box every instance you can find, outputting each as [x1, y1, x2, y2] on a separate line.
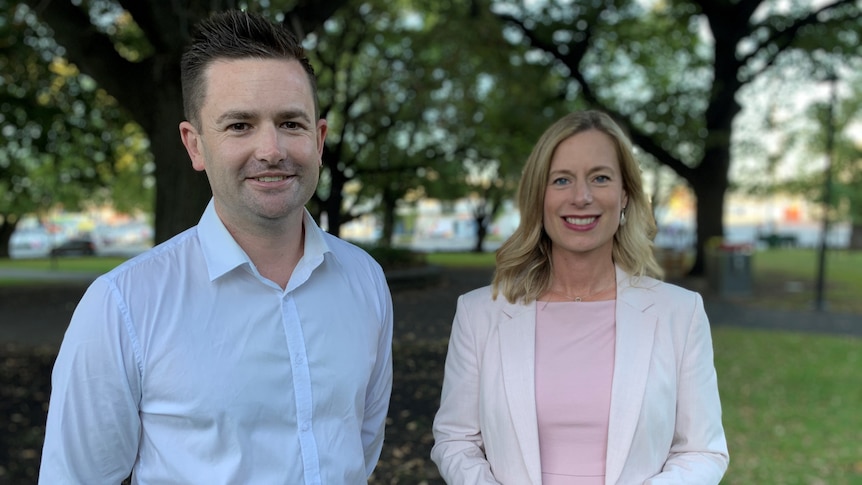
[1, 0, 860, 273]
[1, 1, 860, 484]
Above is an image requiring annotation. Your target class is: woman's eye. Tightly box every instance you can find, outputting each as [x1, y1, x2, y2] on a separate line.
[552, 177, 570, 186]
[594, 175, 610, 183]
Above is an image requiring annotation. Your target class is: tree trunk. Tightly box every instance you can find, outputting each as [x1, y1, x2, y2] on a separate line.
[850, 222, 862, 250]
[23, 0, 349, 245]
[321, 153, 347, 237]
[472, 217, 487, 253]
[146, 87, 211, 244]
[472, 193, 500, 253]
[379, 187, 397, 249]
[689, 176, 728, 276]
[0, 217, 18, 259]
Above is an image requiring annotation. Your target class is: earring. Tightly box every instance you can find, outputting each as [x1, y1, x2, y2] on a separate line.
[619, 209, 627, 226]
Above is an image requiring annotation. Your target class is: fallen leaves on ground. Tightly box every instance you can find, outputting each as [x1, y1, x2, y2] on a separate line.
[0, 341, 449, 484]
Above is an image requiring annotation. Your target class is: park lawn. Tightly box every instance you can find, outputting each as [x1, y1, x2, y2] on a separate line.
[0, 256, 126, 274]
[426, 251, 496, 268]
[713, 327, 862, 484]
[426, 248, 862, 313]
[2, 248, 861, 313]
[751, 248, 862, 314]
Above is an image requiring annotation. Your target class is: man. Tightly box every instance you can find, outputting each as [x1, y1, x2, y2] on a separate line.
[39, 10, 393, 484]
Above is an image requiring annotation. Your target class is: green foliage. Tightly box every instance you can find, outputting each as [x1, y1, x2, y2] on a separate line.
[359, 245, 428, 270]
[306, 0, 568, 242]
[307, 0, 452, 231]
[0, 1, 153, 224]
[4, 0, 859, 269]
[743, 69, 862, 222]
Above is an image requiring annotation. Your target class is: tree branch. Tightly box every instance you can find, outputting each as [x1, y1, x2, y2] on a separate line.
[283, 0, 352, 38]
[496, 9, 696, 182]
[23, 0, 151, 115]
[741, 0, 859, 80]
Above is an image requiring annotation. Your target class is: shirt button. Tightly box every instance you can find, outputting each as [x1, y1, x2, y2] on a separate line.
[301, 422, 310, 432]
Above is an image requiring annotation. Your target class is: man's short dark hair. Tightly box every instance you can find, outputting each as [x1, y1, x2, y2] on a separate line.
[180, 10, 319, 127]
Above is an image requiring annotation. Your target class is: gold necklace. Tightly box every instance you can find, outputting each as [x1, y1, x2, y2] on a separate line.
[548, 281, 615, 302]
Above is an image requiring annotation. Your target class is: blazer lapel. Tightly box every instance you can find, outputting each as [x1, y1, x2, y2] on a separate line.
[498, 301, 543, 485]
[605, 269, 658, 484]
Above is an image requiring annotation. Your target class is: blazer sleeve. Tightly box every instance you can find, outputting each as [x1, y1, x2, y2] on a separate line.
[647, 292, 729, 483]
[430, 294, 503, 484]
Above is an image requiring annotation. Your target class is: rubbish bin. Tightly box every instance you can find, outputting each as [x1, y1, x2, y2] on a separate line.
[706, 241, 753, 297]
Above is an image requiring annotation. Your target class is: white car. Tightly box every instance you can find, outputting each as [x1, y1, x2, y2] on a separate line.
[9, 228, 52, 259]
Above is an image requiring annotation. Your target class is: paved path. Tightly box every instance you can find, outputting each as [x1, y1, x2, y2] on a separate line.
[1, 267, 860, 351]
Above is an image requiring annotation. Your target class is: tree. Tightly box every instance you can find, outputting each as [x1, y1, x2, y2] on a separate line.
[400, 0, 569, 252]
[307, 0, 558, 248]
[492, 0, 861, 274]
[745, 67, 862, 248]
[307, 0, 449, 238]
[0, 2, 152, 257]
[18, 0, 351, 243]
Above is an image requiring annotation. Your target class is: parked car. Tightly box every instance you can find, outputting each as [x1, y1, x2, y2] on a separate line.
[50, 237, 97, 257]
[9, 228, 52, 259]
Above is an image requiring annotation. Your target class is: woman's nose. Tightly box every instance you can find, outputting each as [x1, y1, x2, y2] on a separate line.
[572, 182, 593, 205]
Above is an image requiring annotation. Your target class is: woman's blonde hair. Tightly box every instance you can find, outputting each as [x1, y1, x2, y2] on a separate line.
[492, 110, 663, 304]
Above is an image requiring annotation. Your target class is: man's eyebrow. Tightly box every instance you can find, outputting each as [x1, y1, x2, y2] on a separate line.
[214, 109, 313, 125]
[215, 110, 254, 124]
[276, 109, 313, 124]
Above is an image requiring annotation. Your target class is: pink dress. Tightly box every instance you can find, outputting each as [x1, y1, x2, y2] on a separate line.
[535, 300, 616, 485]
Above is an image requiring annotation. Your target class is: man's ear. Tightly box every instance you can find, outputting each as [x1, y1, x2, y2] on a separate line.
[179, 121, 206, 172]
[316, 118, 328, 159]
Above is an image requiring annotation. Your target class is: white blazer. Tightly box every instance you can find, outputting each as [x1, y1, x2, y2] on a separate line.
[431, 266, 729, 484]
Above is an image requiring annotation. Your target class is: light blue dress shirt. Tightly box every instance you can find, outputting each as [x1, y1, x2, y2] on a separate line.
[39, 200, 394, 484]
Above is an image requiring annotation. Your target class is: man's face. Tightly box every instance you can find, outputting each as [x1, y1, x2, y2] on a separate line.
[180, 58, 327, 234]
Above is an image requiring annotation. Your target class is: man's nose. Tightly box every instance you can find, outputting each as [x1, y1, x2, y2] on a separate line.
[255, 125, 286, 164]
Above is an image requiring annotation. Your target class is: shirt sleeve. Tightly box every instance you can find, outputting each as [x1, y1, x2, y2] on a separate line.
[647, 292, 729, 483]
[39, 277, 142, 484]
[361, 268, 394, 477]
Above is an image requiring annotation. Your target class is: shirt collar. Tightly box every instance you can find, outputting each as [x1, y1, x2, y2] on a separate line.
[197, 199, 332, 283]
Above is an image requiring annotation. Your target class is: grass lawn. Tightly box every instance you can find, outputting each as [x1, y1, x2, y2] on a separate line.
[714, 327, 862, 484]
[426, 251, 496, 268]
[751, 248, 862, 314]
[0, 256, 127, 285]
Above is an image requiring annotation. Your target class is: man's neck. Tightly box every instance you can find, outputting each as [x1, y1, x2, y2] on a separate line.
[223, 212, 307, 290]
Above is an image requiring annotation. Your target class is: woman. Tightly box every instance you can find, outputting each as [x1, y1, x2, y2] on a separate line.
[430, 110, 728, 484]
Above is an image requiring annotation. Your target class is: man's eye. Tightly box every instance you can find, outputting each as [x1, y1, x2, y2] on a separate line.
[282, 121, 300, 129]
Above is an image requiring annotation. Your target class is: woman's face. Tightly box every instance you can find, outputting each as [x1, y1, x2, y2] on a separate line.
[542, 129, 628, 261]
